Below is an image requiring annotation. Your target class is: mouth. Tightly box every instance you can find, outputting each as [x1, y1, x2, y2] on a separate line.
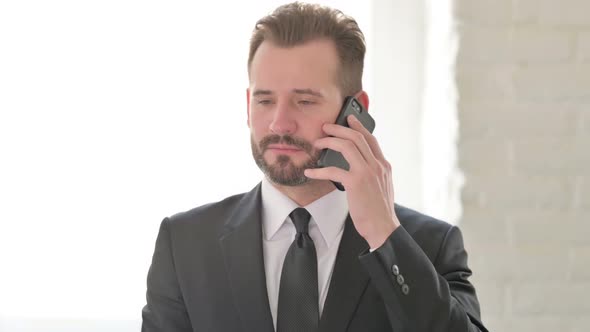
[266, 144, 303, 153]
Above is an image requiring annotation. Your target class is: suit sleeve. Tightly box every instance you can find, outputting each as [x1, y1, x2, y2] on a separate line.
[142, 218, 193, 332]
[359, 225, 488, 332]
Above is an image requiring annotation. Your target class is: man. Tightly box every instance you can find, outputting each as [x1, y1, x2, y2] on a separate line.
[142, 2, 488, 332]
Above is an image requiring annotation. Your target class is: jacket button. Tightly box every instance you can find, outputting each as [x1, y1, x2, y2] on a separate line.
[402, 284, 410, 295]
[392, 264, 400, 276]
[397, 274, 404, 285]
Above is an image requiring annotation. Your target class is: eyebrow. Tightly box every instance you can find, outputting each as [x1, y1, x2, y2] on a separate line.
[293, 88, 324, 98]
[251, 88, 324, 98]
[252, 89, 272, 96]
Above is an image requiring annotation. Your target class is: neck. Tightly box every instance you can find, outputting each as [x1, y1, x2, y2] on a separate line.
[268, 178, 336, 206]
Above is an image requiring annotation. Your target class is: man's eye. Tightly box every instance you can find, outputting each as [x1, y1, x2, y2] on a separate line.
[257, 100, 273, 105]
[298, 100, 315, 105]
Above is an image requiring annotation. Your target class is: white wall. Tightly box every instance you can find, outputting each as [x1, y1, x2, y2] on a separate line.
[421, 0, 463, 223]
[455, 0, 590, 330]
[369, 0, 426, 212]
[0, 1, 427, 331]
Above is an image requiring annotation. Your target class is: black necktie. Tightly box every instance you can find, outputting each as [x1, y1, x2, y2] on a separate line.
[277, 208, 319, 332]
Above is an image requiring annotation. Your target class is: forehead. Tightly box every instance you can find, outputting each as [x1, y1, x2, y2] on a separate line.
[249, 39, 341, 93]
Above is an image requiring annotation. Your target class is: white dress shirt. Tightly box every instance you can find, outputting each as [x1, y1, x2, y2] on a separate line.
[260, 177, 349, 330]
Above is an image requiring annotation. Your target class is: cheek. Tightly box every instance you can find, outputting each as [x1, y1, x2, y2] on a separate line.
[249, 113, 269, 136]
[310, 115, 332, 137]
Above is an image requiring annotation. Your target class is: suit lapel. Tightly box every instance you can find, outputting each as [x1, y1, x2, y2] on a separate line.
[219, 184, 274, 332]
[319, 216, 370, 332]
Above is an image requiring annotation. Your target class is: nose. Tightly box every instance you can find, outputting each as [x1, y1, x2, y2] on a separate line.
[269, 101, 297, 135]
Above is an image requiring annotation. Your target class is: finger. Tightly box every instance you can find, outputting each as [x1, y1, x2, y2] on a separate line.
[346, 115, 387, 162]
[322, 121, 377, 167]
[304, 166, 348, 183]
[314, 136, 369, 171]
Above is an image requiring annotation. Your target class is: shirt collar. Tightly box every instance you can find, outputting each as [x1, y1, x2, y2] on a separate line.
[261, 177, 349, 248]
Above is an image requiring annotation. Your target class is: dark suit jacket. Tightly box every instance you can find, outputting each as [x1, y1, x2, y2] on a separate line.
[142, 183, 488, 332]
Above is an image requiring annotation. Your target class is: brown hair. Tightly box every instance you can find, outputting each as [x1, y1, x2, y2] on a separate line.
[248, 2, 366, 96]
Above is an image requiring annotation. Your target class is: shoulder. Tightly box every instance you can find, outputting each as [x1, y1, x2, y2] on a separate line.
[395, 204, 453, 233]
[169, 193, 246, 225]
[156, 183, 262, 242]
[156, 191, 248, 241]
[394, 204, 459, 255]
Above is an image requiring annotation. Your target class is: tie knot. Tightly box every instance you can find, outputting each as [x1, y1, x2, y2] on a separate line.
[289, 208, 311, 234]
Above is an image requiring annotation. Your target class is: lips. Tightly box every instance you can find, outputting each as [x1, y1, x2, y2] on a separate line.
[267, 144, 302, 152]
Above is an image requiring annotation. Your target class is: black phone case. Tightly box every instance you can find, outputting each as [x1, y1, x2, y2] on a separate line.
[316, 96, 376, 191]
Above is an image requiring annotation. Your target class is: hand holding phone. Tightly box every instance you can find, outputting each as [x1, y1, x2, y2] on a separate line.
[316, 96, 376, 191]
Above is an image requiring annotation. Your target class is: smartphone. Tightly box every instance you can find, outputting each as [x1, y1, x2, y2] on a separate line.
[316, 96, 376, 191]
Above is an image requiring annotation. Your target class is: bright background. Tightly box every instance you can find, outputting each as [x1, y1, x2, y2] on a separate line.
[0, 0, 456, 330]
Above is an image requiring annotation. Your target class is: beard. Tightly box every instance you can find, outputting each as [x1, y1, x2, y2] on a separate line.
[251, 134, 321, 186]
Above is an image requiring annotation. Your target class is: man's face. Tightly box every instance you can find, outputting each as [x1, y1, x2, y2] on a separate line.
[247, 39, 344, 186]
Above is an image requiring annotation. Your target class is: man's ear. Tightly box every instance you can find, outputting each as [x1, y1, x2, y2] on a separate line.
[354, 90, 370, 111]
[246, 88, 251, 127]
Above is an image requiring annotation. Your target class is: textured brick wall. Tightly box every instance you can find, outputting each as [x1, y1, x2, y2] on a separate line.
[454, 0, 590, 331]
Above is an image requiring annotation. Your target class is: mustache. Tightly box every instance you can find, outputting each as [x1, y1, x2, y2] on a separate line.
[259, 134, 314, 155]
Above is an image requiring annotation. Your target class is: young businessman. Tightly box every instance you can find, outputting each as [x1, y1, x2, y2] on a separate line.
[142, 2, 488, 331]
